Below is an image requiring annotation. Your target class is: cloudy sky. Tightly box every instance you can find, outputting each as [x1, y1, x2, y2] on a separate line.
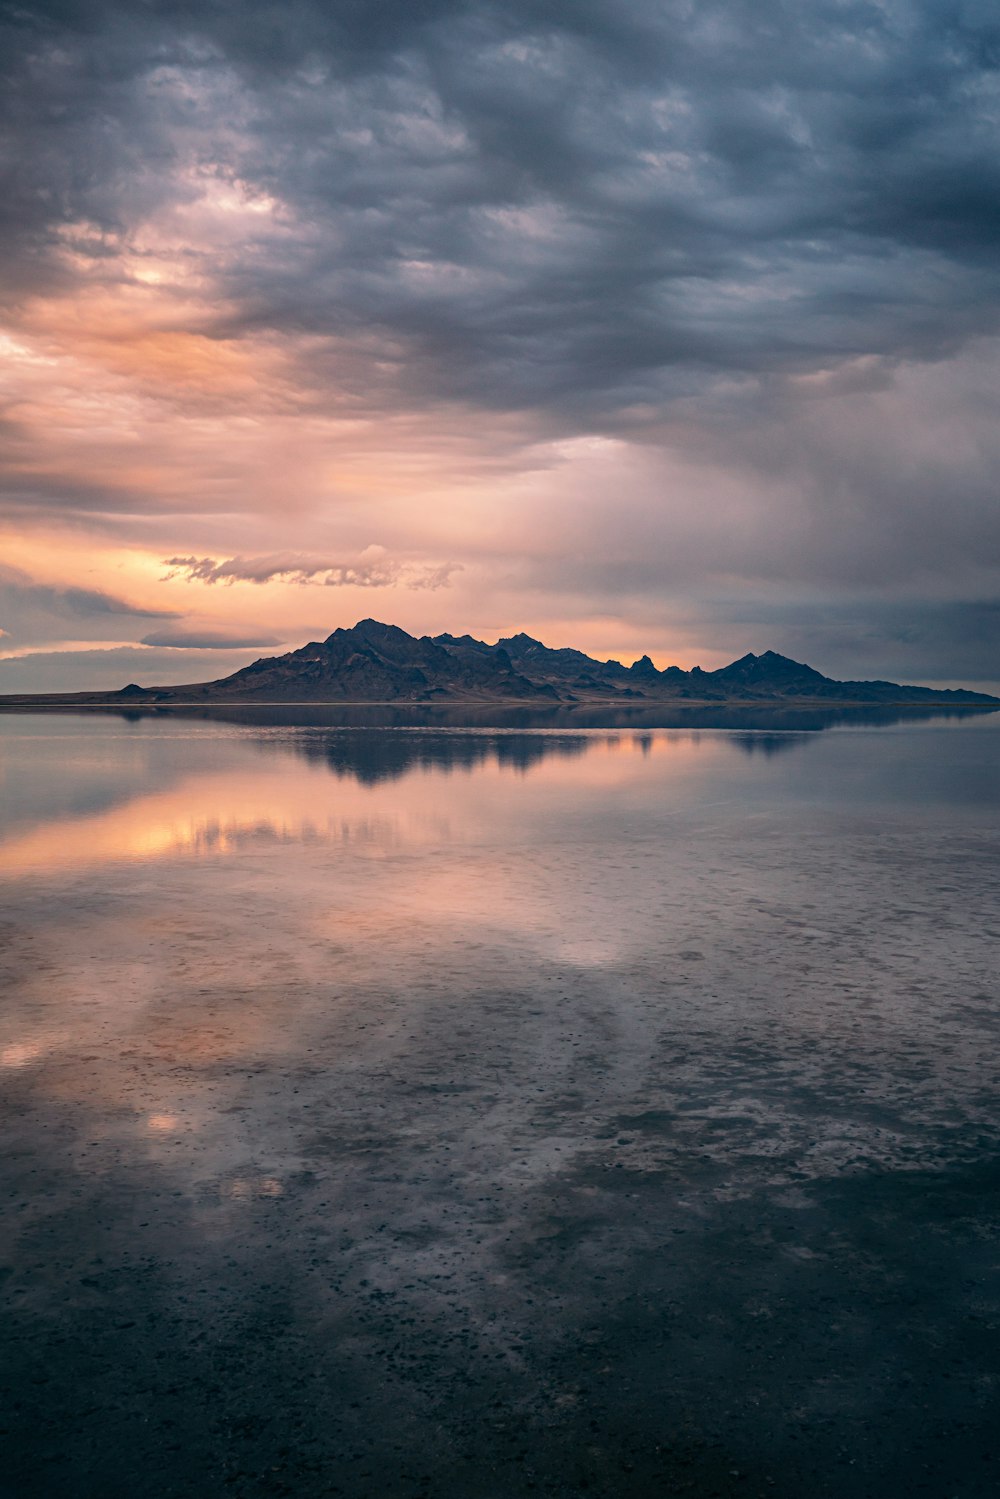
[2, 0, 999, 691]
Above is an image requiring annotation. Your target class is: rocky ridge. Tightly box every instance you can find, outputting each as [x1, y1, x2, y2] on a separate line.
[100, 618, 999, 706]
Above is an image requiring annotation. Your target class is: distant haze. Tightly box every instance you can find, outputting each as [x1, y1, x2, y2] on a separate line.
[2, 1, 999, 693]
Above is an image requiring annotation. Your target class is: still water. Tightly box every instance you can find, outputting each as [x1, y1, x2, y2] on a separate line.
[1, 711, 999, 1498]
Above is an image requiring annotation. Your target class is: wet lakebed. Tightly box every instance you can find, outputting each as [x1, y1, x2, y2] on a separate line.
[1, 709, 999, 1498]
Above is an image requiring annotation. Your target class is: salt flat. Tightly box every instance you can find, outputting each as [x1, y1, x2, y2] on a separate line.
[1, 712, 998, 1498]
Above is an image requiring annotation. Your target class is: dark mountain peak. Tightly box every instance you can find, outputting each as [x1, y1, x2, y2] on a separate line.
[432, 631, 502, 660]
[629, 654, 660, 677]
[499, 632, 545, 653]
[759, 650, 823, 672]
[497, 633, 620, 680]
[435, 632, 484, 649]
[327, 618, 411, 647]
[713, 650, 829, 687]
[194, 617, 565, 703]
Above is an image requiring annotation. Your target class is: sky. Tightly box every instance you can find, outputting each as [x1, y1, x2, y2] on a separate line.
[1, 0, 999, 692]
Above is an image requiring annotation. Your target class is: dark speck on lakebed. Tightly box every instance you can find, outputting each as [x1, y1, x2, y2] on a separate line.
[1, 711, 999, 1497]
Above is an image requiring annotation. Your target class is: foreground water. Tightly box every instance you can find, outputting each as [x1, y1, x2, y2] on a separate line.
[1, 710, 999, 1498]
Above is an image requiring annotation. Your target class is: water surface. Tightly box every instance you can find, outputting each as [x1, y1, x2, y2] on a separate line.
[2, 712, 999, 1497]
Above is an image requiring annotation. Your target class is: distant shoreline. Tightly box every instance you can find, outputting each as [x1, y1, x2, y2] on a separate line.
[2, 694, 998, 714]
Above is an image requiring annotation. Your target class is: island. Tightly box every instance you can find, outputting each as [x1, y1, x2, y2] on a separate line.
[0, 618, 996, 710]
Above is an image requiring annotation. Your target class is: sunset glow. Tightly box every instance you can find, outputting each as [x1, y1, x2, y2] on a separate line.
[3, 4, 999, 691]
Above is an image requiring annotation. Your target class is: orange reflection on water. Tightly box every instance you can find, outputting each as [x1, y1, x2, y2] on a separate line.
[223, 1176, 284, 1200]
[0, 725, 764, 1203]
[0, 730, 724, 878]
[1, 1041, 44, 1068]
[0, 763, 405, 873]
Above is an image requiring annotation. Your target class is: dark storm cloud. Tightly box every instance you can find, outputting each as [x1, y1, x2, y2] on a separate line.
[702, 595, 1000, 685]
[4, 0, 1000, 412]
[139, 627, 283, 648]
[0, 564, 176, 644]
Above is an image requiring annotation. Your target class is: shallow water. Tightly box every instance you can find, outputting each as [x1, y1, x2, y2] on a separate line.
[1, 711, 999, 1497]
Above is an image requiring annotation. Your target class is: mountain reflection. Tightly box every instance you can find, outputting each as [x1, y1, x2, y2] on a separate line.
[288, 729, 592, 785]
[2, 706, 996, 877]
[728, 733, 809, 758]
[0, 726, 745, 873]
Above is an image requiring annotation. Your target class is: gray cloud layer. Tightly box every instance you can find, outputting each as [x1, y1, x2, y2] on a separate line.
[6, 0, 999, 413]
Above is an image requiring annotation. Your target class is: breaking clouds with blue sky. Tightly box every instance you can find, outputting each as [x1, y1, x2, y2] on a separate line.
[2, 0, 999, 690]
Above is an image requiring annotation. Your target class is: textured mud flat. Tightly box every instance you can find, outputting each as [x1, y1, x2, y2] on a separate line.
[1, 721, 999, 1497]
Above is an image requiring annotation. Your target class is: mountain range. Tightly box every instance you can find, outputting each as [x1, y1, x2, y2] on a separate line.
[87, 618, 996, 707]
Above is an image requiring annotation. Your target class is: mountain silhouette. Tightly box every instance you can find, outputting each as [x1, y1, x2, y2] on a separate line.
[89, 619, 997, 707]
